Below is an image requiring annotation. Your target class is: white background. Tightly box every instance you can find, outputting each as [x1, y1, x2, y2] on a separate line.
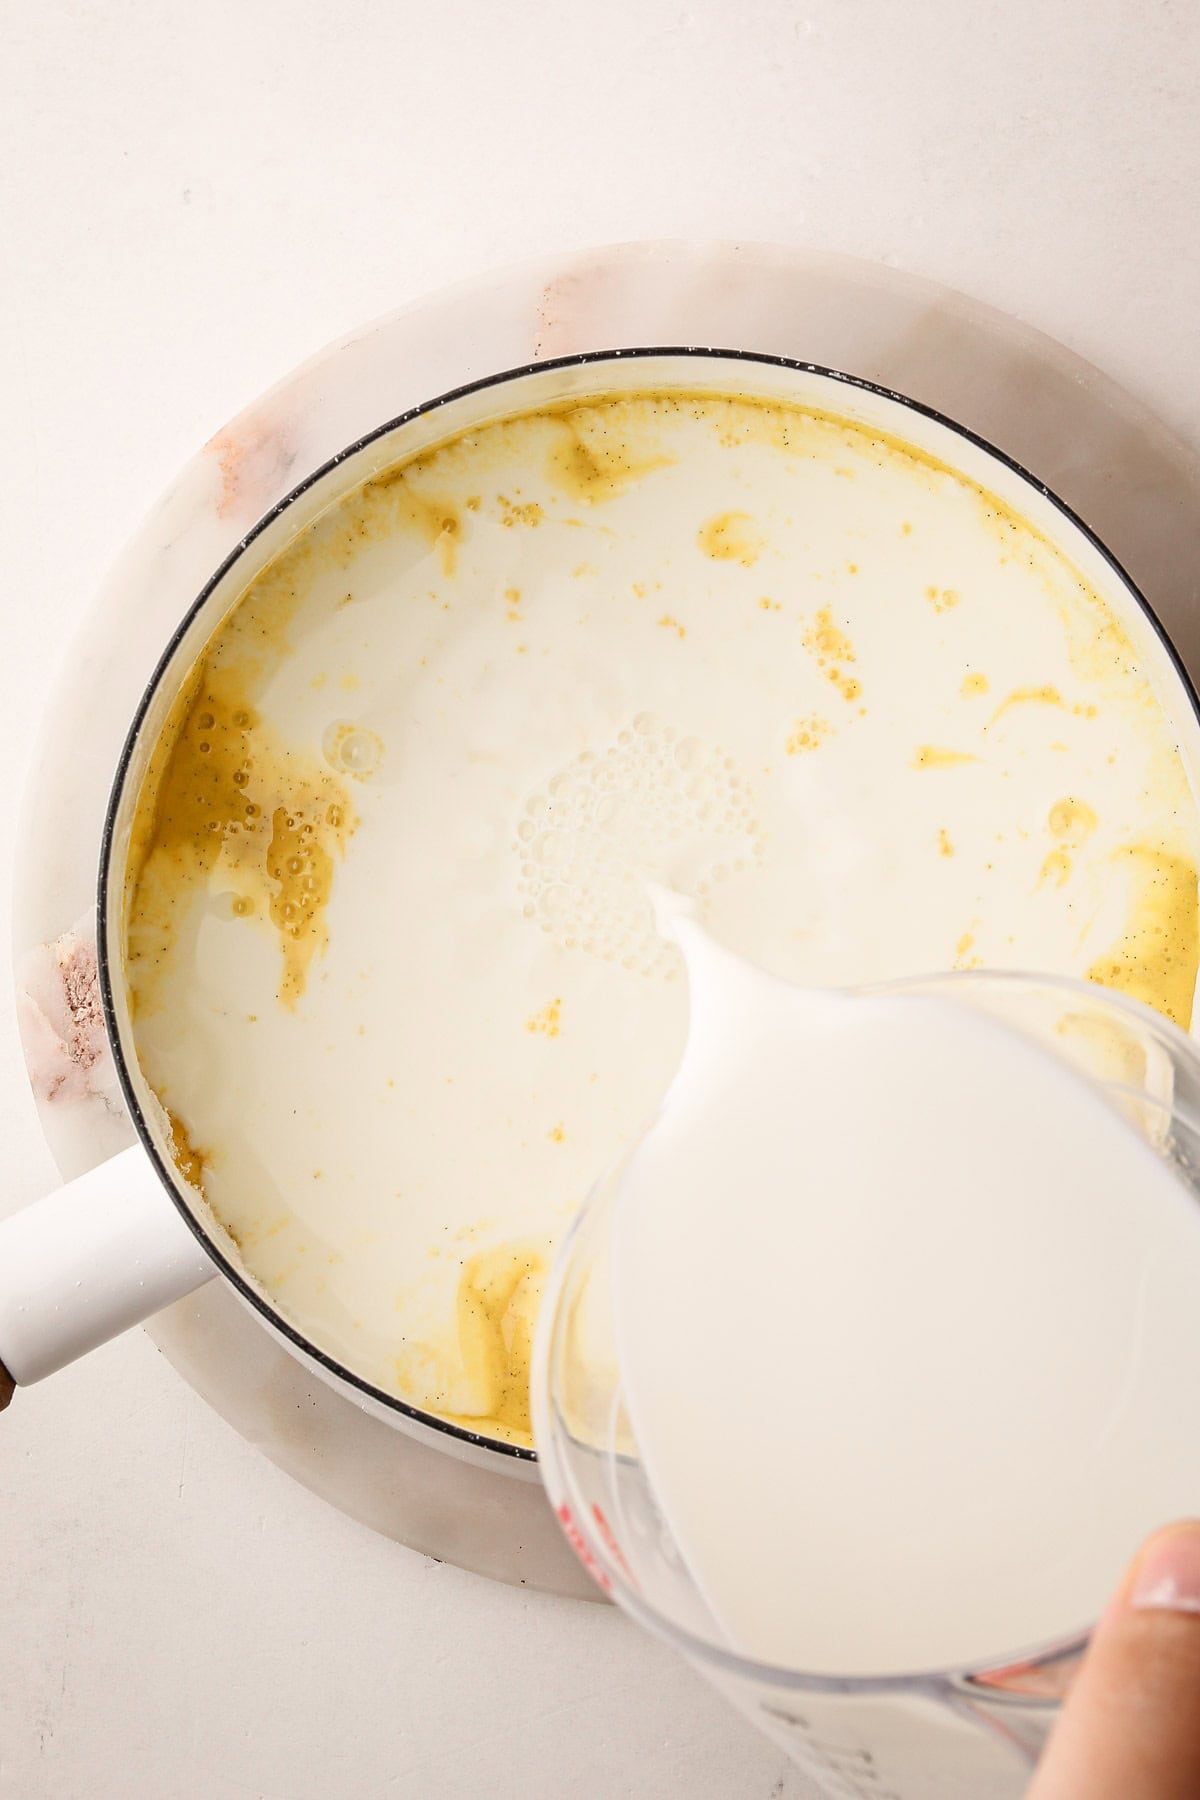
[2, 2, 1198, 1795]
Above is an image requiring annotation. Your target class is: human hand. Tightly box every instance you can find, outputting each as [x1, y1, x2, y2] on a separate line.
[1029, 1522, 1200, 1798]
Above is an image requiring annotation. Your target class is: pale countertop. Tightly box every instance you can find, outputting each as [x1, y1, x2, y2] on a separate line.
[2, 3, 1199, 1796]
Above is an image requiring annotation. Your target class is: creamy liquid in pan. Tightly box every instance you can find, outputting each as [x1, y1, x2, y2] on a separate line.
[123, 390, 1200, 1447]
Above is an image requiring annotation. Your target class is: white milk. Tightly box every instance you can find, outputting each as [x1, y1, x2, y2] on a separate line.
[613, 917, 1200, 1675]
[123, 388, 1200, 1446]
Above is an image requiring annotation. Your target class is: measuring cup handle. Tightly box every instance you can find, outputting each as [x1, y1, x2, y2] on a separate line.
[0, 1144, 215, 1400]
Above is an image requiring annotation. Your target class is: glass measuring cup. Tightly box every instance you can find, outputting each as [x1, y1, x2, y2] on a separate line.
[530, 970, 1200, 1800]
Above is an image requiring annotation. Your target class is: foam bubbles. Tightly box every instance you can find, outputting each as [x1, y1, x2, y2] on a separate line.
[322, 721, 384, 779]
[516, 715, 766, 975]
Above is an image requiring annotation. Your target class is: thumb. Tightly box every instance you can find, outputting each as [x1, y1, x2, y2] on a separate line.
[1029, 1521, 1200, 1800]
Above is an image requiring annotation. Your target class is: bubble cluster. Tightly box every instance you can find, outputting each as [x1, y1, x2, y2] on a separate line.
[127, 666, 355, 1015]
[515, 714, 766, 976]
[322, 720, 384, 779]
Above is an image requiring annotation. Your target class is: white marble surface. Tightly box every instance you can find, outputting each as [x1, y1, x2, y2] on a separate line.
[3, 2, 1200, 1796]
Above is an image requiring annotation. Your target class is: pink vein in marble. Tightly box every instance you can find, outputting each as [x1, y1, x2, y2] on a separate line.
[207, 409, 298, 522]
[17, 918, 121, 1109]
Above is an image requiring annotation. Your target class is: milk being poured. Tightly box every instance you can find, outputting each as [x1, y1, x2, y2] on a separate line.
[121, 377, 1200, 1447]
[612, 912, 1200, 1675]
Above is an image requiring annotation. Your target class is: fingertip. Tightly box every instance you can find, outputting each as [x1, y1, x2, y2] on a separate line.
[1031, 1521, 1200, 1800]
[1126, 1519, 1200, 1618]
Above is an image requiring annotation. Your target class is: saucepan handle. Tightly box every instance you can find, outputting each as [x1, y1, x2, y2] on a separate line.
[0, 1144, 215, 1409]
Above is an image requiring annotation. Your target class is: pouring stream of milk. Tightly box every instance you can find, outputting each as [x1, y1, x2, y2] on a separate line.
[610, 893, 1200, 1676]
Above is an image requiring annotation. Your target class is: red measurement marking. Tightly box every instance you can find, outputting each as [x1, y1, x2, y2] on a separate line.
[557, 1502, 613, 1592]
[591, 1502, 638, 1588]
